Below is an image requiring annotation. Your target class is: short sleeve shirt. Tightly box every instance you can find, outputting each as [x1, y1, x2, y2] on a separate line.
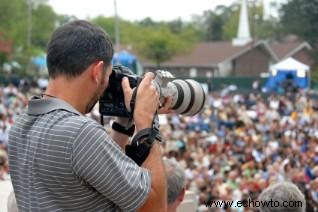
[8, 96, 151, 211]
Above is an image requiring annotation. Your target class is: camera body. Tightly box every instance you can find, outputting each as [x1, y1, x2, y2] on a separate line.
[99, 65, 206, 117]
[99, 65, 138, 117]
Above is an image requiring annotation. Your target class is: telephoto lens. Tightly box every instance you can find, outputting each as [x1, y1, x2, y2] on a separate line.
[162, 79, 206, 116]
[99, 65, 207, 117]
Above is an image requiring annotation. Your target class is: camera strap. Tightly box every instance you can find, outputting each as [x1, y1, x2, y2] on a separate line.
[125, 137, 154, 166]
[125, 78, 163, 165]
[127, 78, 142, 127]
[126, 114, 161, 166]
[131, 113, 161, 143]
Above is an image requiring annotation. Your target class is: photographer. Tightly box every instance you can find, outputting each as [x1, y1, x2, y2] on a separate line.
[8, 20, 172, 211]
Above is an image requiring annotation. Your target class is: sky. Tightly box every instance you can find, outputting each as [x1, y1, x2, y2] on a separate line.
[48, 0, 240, 21]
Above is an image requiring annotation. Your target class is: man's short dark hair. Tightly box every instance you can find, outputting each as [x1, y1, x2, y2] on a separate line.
[47, 20, 114, 79]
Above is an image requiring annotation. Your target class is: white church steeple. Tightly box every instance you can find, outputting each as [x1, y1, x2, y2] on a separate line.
[232, 0, 252, 46]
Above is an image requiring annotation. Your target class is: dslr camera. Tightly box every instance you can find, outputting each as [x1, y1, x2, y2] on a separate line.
[99, 65, 206, 117]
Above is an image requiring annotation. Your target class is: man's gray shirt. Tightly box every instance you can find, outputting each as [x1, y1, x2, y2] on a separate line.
[8, 96, 151, 211]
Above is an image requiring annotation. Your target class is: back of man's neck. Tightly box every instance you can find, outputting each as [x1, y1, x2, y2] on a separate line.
[45, 77, 88, 114]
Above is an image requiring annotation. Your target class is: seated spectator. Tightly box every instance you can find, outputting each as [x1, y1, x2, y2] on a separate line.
[164, 158, 186, 212]
[258, 181, 306, 212]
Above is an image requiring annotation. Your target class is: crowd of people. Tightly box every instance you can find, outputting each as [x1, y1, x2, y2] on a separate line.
[0, 83, 29, 181]
[1, 80, 318, 211]
[161, 90, 318, 211]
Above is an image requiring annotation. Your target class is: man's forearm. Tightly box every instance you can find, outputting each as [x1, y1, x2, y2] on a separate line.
[110, 117, 131, 150]
[139, 142, 167, 212]
[110, 130, 129, 150]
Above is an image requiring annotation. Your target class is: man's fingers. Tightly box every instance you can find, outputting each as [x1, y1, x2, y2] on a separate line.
[158, 97, 175, 114]
[121, 77, 131, 93]
[142, 72, 155, 83]
[121, 77, 133, 112]
[164, 97, 173, 108]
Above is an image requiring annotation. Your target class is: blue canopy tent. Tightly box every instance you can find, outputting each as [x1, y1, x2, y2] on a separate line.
[263, 57, 310, 92]
[112, 50, 143, 75]
[31, 55, 47, 73]
[32, 56, 46, 67]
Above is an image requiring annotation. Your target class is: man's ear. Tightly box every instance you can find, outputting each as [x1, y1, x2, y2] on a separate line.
[91, 61, 104, 84]
[178, 188, 186, 203]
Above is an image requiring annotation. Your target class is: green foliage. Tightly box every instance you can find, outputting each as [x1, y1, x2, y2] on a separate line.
[201, 5, 234, 41]
[0, 52, 8, 67]
[222, 5, 240, 40]
[137, 17, 157, 28]
[32, 4, 57, 48]
[0, 0, 28, 46]
[280, 0, 318, 45]
[254, 18, 281, 40]
[92, 16, 199, 66]
[92, 16, 116, 42]
[136, 29, 185, 66]
[178, 23, 202, 44]
[280, 0, 318, 74]
[134, 21, 199, 65]
[0, 0, 59, 76]
[166, 18, 183, 34]
[119, 19, 146, 45]
[251, 4, 281, 40]
[56, 14, 77, 26]
[0, 0, 315, 76]
[310, 66, 318, 90]
[206, 11, 224, 40]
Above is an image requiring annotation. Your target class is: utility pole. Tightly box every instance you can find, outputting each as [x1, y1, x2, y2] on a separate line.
[114, 0, 120, 52]
[27, 0, 32, 51]
[26, 0, 33, 75]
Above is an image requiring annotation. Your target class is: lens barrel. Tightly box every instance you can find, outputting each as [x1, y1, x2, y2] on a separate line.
[169, 79, 206, 116]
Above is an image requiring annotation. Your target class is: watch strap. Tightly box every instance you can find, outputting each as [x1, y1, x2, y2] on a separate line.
[112, 122, 135, 137]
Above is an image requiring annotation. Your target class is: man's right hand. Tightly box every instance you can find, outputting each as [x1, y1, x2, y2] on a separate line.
[122, 73, 167, 212]
[121, 72, 159, 131]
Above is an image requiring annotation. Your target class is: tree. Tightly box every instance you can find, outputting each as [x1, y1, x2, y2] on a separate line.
[32, 4, 57, 49]
[197, 5, 233, 41]
[0, 0, 28, 46]
[280, 0, 318, 84]
[136, 28, 190, 67]
[0, 52, 8, 72]
[280, 0, 318, 46]
[0, 0, 56, 51]
[92, 16, 116, 42]
[92, 16, 198, 66]
[138, 17, 157, 28]
[56, 14, 77, 27]
[0, 0, 60, 75]
[222, 4, 240, 40]
[280, 0, 318, 82]
[222, 1, 280, 41]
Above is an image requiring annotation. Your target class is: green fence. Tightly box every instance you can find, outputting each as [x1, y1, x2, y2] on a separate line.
[0, 74, 32, 86]
[2, 74, 318, 91]
[181, 77, 267, 91]
[185, 76, 318, 91]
